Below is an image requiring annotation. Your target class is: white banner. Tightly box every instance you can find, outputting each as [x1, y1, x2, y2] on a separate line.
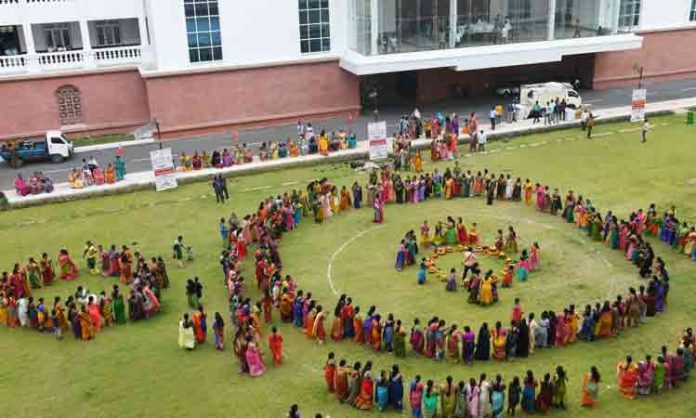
[368, 121, 389, 160]
[150, 148, 178, 191]
[631, 89, 647, 122]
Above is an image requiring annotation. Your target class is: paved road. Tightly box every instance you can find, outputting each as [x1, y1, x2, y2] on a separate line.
[2, 77, 696, 190]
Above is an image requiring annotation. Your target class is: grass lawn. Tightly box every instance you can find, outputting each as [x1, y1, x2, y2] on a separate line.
[1, 114, 696, 418]
[70, 133, 135, 146]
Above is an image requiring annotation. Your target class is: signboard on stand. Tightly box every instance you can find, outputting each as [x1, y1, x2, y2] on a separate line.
[150, 148, 178, 191]
[631, 89, 647, 122]
[367, 121, 390, 160]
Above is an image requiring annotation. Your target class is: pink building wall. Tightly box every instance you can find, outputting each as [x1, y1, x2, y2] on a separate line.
[0, 69, 151, 141]
[594, 28, 696, 89]
[144, 60, 361, 139]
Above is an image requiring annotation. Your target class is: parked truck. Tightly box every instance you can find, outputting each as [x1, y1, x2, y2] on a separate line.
[519, 82, 583, 118]
[0, 131, 74, 168]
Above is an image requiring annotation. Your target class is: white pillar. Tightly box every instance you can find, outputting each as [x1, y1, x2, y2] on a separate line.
[449, 0, 457, 48]
[23, 24, 40, 73]
[547, 0, 556, 41]
[79, 20, 96, 68]
[370, 0, 379, 55]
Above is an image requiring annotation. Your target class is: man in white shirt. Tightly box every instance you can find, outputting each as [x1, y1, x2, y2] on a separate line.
[489, 107, 497, 130]
[477, 130, 487, 152]
[641, 117, 650, 143]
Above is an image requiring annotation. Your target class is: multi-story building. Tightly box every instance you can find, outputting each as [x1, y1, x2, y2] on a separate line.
[1, 0, 694, 140]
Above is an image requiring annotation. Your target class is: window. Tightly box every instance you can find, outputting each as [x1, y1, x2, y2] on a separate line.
[618, 0, 641, 29]
[691, 0, 696, 21]
[184, 0, 222, 63]
[55, 85, 82, 125]
[299, 0, 330, 53]
[95, 21, 122, 47]
[44, 23, 71, 50]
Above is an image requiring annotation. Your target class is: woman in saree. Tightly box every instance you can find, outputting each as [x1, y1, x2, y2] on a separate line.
[14, 174, 30, 196]
[334, 360, 349, 400]
[394, 321, 407, 357]
[375, 371, 390, 412]
[245, 337, 266, 377]
[26, 258, 41, 289]
[53, 296, 69, 331]
[111, 285, 126, 324]
[474, 323, 491, 361]
[387, 365, 404, 411]
[410, 318, 425, 354]
[114, 156, 126, 180]
[440, 376, 456, 417]
[352, 308, 364, 343]
[617, 355, 638, 399]
[492, 322, 507, 361]
[105, 163, 116, 184]
[78, 306, 94, 341]
[409, 376, 424, 417]
[331, 308, 345, 342]
[212, 312, 224, 350]
[446, 325, 460, 361]
[422, 380, 439, 418]
[521, 370, 537, 413]
[86, 296, 102, 332]
[345, 362, 362, 405]
[635, 361, 653, 395]
[57, 249, 79, 280]
[313, 306, 327, 344]
[119, 248, 132, 284]
[355, 370, 374, 410]
[68, 168, 84, 189]
[597, 302, 614, 337]
[491, 376, 505, 418]
[581, 366, 601, 407]
[371, 314, 383, 352]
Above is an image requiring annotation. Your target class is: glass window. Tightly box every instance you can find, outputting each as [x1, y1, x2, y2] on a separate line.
[619, 0, 641, 29]
[95, 20, 122, 47]
[298, 0, 330, 53]
[184, 0, 223, 63]
[691, 0, 696, 21]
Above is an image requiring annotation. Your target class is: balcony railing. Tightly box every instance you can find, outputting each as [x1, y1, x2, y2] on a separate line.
[0, 46, 146, 75]
[0, 55, 27, 70]
[0, 0, 73, 4]
[93, 45, 142, 64]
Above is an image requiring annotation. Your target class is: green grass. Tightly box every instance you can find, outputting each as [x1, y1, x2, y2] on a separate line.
[71, 133, 135, 146]
[1, 114, 696, 418]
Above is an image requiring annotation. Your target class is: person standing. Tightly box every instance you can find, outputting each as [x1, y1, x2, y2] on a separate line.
[641, 117, 650, 143]
[489, 106, 497, 130]
[477, 130, 487, 152]
[586, 113, 595, 139]
[173, 235, 185, 268]
[219, 175, 230, 200]
[212, 177, 224, 203]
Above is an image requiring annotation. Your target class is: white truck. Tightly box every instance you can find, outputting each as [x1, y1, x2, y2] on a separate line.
[519, 82, 582, 118]
[0, 130, 74, 168]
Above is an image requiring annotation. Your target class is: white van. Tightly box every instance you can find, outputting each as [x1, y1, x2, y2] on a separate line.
[519, 82, 582, 118]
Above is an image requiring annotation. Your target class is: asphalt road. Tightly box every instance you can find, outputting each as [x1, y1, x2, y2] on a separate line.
[2, 77, 695, 191]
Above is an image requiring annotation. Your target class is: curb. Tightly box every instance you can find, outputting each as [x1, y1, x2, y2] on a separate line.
[73, 137, 156, 154]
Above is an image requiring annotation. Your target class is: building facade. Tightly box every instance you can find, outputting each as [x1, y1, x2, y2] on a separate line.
[0, 0, 694, 140]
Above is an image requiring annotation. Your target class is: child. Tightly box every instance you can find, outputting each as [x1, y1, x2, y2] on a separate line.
[186, 246, 195, 263]
[219, 218, 229, 247]
[418, 259, 427, 285]
[51, 309, 62, 340]
[501, 259, 514, 287]
[269, 326, 283, 366]
[511, 298, 523, 324]
[324, 352, 337, 393]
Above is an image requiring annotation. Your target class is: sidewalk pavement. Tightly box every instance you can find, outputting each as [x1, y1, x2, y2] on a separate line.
[4, 97, 696, 209]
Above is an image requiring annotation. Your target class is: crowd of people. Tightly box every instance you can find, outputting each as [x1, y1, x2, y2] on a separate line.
[616, 328, 695, 400]
[0, 243, 168, 341]
[68, 156, 127, 189]
[13, 172, 54, 196]
[649, 204, 696, 262]
[198, 160, 677, 386]
[322, 354, 599, 417]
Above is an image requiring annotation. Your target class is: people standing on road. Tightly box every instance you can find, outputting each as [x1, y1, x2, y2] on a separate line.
[641, 117, 650, 143]
[586, 113, 595, 139]
[532, 102, 541, 124]
[478, 130, 487, 152]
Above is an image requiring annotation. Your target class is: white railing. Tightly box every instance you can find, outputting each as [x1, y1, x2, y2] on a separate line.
[94, 45, 142, 64]
[37, 50, 85, 69]
[0, 46, 146, 75]
[0, 55, 26, 72]
[0, 0, 72, 4]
